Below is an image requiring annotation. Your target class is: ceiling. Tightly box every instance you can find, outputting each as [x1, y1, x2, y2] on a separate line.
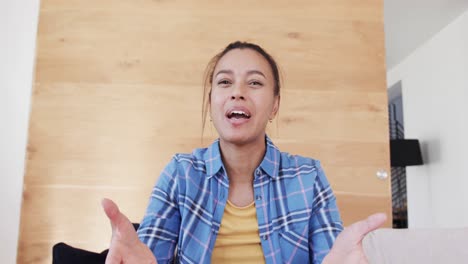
[384, 0, 468, 70]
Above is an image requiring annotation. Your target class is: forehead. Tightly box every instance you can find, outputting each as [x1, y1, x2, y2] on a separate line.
[214, 48, 273, 77]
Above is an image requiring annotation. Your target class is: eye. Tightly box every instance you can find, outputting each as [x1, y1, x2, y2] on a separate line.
[218, 79, 232, 87]
[249, 80, 263, 86]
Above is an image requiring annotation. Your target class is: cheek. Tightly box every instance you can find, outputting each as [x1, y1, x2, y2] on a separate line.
[210, 94, 226, 116]
[254, 97, 275, 116]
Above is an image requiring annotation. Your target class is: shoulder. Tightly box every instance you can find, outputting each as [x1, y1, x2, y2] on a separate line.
[168, 147, 210, 174]
[273, 151, 331, 194]
[265, 137, 323, 181]
[277, 151, 322, 176]
[156, 147, 211, 192]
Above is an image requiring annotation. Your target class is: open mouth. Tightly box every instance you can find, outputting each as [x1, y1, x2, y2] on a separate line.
[226, 110, 251, 119]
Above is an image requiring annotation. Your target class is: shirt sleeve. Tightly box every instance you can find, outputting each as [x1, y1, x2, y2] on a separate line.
[309, 160, 343, 264]
[137, 157, 181, 264]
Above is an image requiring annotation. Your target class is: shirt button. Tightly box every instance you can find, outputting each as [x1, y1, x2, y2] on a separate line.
[262, 235, 268, 240]
[256, 169, 261, 176]
[256, 195, 262, 201]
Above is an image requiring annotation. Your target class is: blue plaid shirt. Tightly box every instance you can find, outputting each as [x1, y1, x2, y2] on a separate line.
[137, 136, 343, 264]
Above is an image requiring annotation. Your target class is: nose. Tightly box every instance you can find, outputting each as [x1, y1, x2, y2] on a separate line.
[231, 83, 245, 100]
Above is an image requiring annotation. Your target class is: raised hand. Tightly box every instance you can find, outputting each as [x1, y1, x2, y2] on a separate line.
[101, 198, 157, 264]
[323, 213, 387, 264]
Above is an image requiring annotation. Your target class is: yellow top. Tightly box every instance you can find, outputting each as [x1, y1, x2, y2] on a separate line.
[211, 200, 265, 264]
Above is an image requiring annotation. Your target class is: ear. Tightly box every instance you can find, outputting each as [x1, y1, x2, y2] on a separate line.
[269, 95, 280, 120]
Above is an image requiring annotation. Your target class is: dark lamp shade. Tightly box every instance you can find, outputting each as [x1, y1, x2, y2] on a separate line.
[390, 139, 423, 167]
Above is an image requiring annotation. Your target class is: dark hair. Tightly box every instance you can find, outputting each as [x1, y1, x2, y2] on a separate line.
[201, 41, 281, 138]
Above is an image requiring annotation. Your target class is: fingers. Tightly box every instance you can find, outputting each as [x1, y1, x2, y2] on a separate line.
[348, 213, 387, 242]
[102, 198, 119, 219]
[365, 213, 387, 231]
[364, 213, 387, 233]
[104, 249, 121, 264]
[102, 198, 120, 230]
[101, 198, 141, 246]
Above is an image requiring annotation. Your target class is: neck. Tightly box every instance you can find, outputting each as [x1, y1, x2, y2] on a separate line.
[219, 135, 266, 183]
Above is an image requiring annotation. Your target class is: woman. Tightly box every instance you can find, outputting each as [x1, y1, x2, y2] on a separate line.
[102, 41, 386, 264]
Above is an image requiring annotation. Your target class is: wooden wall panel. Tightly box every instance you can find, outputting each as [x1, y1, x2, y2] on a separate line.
[19, 0, 390, 262]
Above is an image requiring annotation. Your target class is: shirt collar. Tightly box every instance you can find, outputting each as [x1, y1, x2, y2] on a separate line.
[204, 138, 223, 178]
[259, 135, 280, 179]
[203, 135, 280, 179]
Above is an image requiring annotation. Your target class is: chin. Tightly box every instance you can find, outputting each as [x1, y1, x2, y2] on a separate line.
[219, 131, 264, 146]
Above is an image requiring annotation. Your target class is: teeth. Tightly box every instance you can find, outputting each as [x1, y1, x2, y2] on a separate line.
[228, 110, 251, 118]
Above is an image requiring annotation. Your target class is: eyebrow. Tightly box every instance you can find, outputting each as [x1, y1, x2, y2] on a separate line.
[214, 69, 266, 78]
[247, 70, 266, 78]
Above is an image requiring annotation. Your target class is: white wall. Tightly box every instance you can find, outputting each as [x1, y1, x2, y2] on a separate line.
[384, 0, 468, 69]
[387, 10, 468, 228]
[0, 1, 41, 263]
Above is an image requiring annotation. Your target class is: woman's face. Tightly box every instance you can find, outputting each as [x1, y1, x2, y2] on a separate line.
[210, 48, 280, 145]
